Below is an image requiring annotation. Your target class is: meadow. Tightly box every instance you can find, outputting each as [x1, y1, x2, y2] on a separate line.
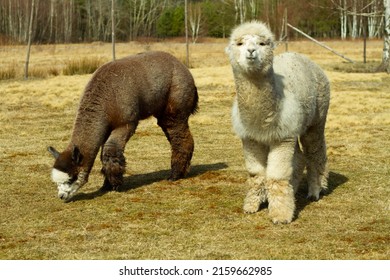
[0, 39, 389, 259]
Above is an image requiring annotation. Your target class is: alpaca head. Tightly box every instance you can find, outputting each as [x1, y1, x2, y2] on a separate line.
[48, 145, 83, 201]
[226, 21, 275, 75]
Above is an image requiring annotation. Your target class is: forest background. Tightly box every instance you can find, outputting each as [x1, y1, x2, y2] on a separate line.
[0, 0, 387, 45]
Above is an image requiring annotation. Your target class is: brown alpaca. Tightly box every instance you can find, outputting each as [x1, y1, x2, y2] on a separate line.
[48, 51, 198, 201]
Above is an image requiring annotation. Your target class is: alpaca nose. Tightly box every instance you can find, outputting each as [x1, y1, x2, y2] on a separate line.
[248, 49, 255, 54]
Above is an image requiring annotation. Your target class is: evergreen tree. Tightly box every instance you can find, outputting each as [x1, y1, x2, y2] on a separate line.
[157, 5, 185, 37]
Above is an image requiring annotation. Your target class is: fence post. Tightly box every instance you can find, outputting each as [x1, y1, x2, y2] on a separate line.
[287, 23, 354, 63]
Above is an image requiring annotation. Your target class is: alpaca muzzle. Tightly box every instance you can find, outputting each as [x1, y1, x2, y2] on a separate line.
[57, 182, 80, 201]
[53, 171, 88, 202]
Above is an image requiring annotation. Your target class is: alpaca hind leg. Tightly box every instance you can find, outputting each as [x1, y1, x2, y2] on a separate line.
[158, 119, 194, 181]
[266, 140, 297, 224]
[241, 138, 269, 213]
[301, 127, 328, 200]
[101, 124, 136, 191]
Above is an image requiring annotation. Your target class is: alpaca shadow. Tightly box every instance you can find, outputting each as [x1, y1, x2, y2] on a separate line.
[70, 162, 228, 202]
[120, 162, 229, 192]
[294, 171, 349, 218]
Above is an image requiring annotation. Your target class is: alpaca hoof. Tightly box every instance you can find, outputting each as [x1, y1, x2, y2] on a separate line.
[168, 172, 184, 181]
[100, 184, 112, 192]
[268, 208, 294, 224]
[167, 176, 178, 182]
[243, 195, 263, 213]
[101, 179, 121, 192]
[272, 219, 290, 225]
[242, 195, 262, 214]
[243, 203, 260, 214]
[307, 194, 320, 201]
[112, 184, 121, 192]
[307, 188, 321, 201]
[270, 213, 293, 224]
[243, 185, 267, 214]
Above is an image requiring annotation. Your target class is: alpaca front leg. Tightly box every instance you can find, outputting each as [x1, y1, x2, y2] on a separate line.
[101, 124, 136, 191]
[266, 140, 296, 224]
[241, 138, 269, 213]
[244, 176, 267, 213]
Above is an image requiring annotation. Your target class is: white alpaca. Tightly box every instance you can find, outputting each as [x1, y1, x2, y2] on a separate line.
[226, 21, 330, 224]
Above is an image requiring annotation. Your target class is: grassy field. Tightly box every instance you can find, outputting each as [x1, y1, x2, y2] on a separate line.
[0, 39, 389, 260]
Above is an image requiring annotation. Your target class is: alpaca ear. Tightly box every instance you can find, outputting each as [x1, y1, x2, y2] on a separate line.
[71, 146, 83, 165]
[48, 146, 60, 159]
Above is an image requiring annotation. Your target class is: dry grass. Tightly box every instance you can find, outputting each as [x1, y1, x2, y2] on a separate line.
[63, 57, 105, 76]
[0, 39, 389, 260]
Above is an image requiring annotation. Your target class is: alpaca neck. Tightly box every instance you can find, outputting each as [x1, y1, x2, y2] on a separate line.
[69, 110, 109, 174]
[234, 68, 279, 125]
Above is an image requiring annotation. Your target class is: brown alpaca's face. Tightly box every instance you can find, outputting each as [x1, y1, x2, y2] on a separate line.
[51, 168, 78, 200]
[228, 34, 274, 73]
[48, 146, 82, 201]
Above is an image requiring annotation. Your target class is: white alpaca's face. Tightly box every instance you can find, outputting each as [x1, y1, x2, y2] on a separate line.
[228, 34, 273, 73]
[51, 168, 77, 201]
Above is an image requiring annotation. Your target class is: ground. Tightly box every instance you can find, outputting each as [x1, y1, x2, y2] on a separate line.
[0, 39, 389, 259]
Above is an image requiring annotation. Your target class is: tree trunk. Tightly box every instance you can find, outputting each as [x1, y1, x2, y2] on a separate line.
[351, 0, 358, 39]
[189, 2, 201, 44]
[377, 0, 390, 73]
[340, 0, 347, 39]
[248, 0, 258, 20]
[25, 0, 35, 79]
[234, 0, 246, 24]
[111, 0, 115, 61]
[49, 0, 55, 43]
[185, 0, 189, 67]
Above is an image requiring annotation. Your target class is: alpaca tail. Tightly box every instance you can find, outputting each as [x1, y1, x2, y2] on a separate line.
[190, 86, 199, 115]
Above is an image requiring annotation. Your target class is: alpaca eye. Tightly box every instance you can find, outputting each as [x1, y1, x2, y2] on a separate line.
[237, 42, 243, 46]
[259, 42, 266, 46]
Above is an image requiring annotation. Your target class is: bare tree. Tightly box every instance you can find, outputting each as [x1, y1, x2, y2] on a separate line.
[339, 0, 348, 39]
[234, 0, 247, 24]
[367, 0, 383, 38]
[63, 0, 74, 42]
[377, 0, 390, 72]
[112, 0, 116, 61]
[188, 1, 201, 43]
[49, 0, 56, 42]
[128, 0, 147, 41]
[351, 0, 358, 38]
[248, 0, 258, 20]
[185, 0, 189, 67]
[331, 0, 384, 39]
[25, 0, 35, 79]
